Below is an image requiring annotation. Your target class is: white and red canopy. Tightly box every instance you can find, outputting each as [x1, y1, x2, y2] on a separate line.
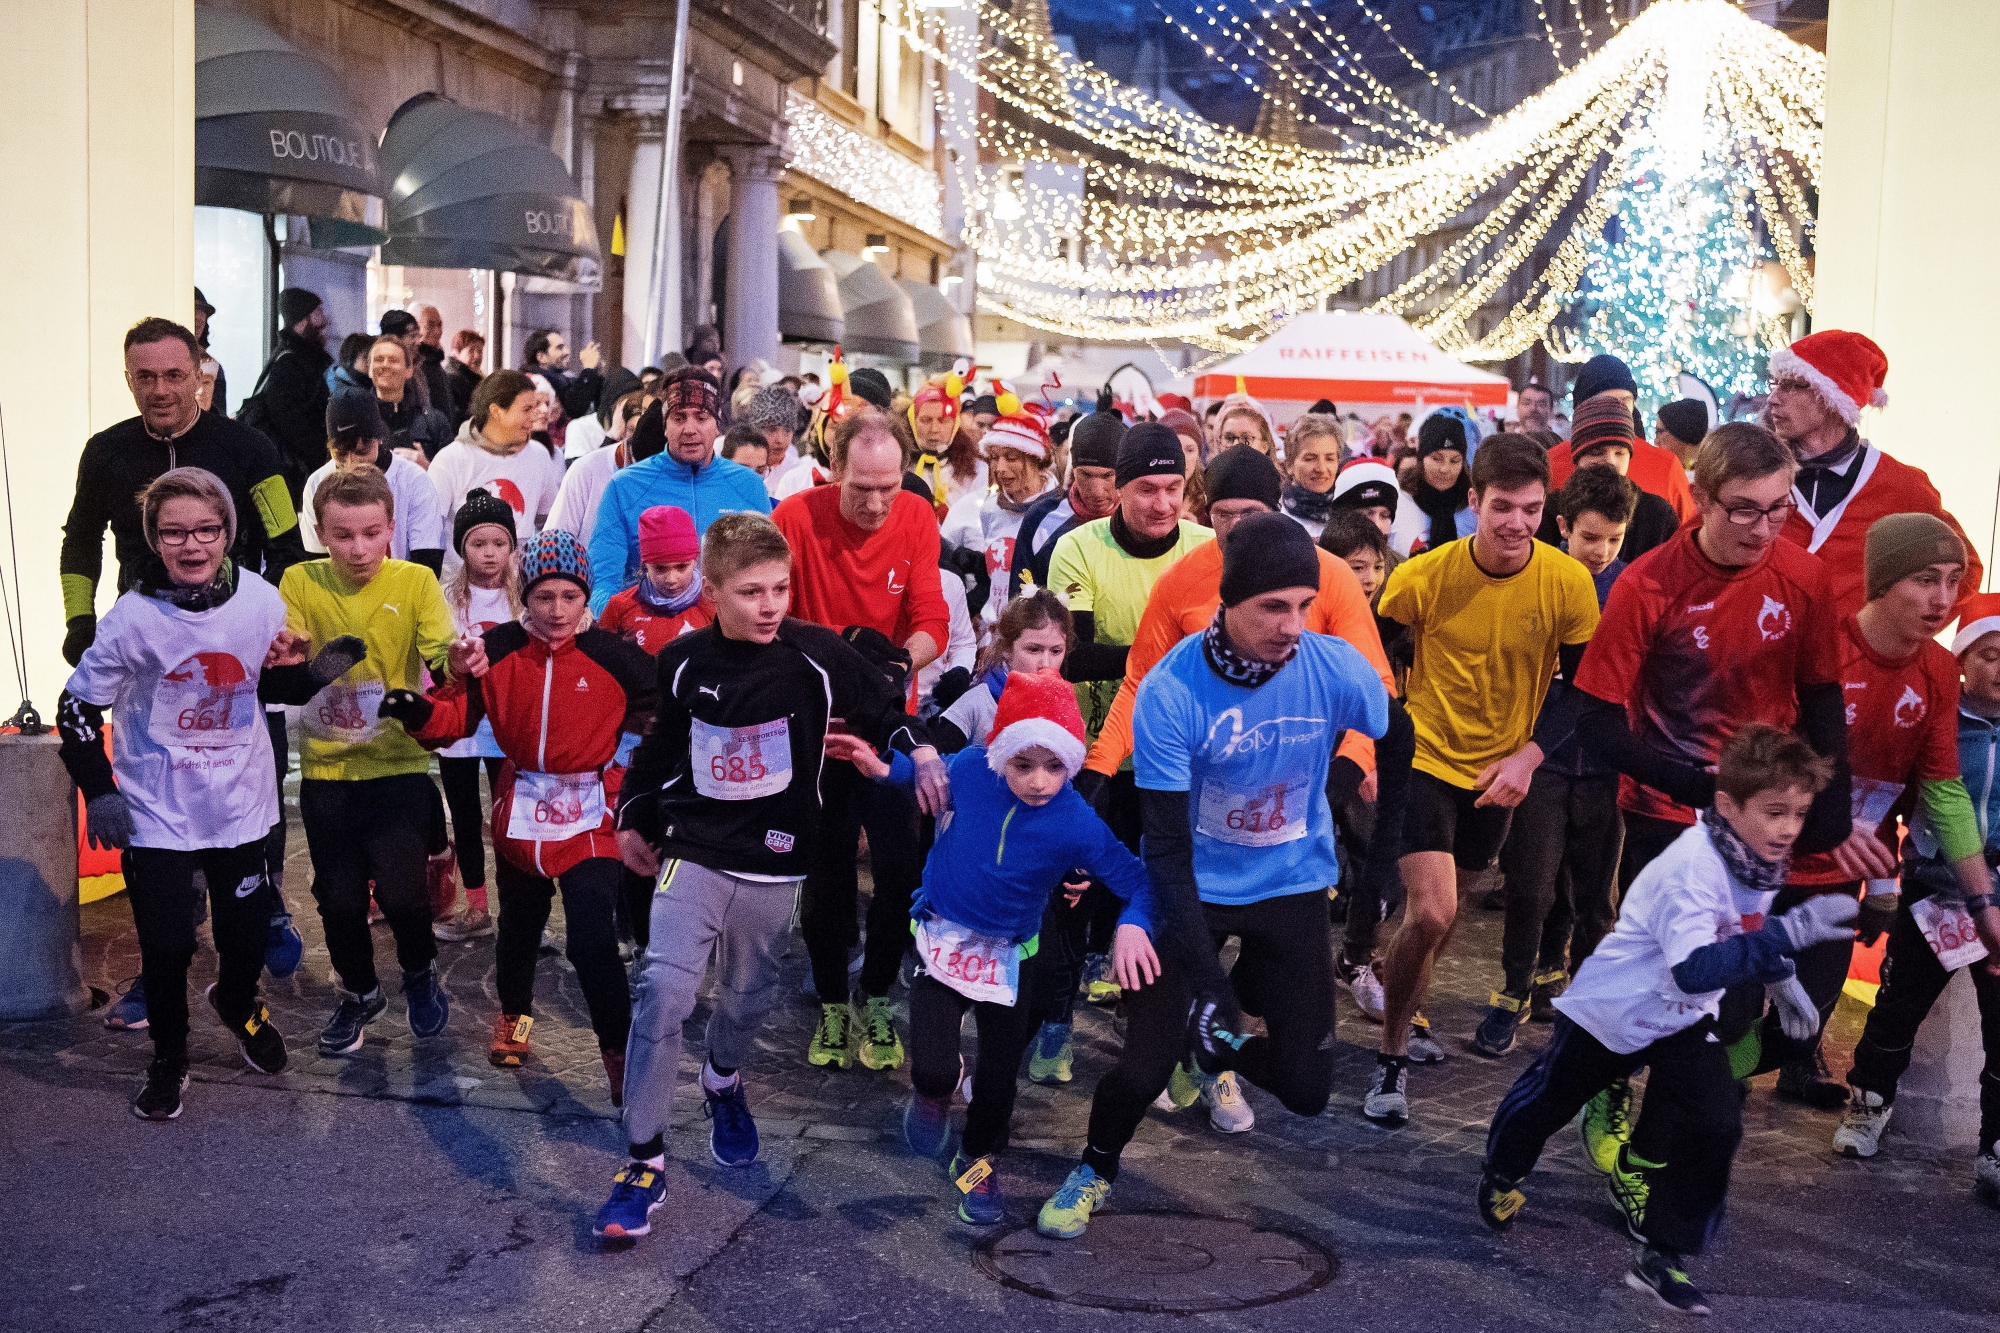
[1194, 313, 1509, 413]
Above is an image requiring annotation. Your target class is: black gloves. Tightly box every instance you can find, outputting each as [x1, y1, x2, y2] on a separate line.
[1856, 895, 1899, 947]
[377, 688, 434, 730]
[63, 614, 96, 667]
[1325, 755, 1366, 810]
[309, 635, 367, 686]
[841, 625, 913, 699]
[930, 666, 974, 711]
[1073, 767, 1110, 813]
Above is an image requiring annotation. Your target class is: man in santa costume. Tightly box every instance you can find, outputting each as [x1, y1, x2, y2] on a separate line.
[1767, 329, 1983, 617]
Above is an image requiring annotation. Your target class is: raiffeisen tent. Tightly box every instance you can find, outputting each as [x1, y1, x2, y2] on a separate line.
[1194, 313, 1510, 421]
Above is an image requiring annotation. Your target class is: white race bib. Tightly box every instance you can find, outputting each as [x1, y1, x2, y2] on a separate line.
[1196, 773, 1309, 848]
[149, 651, 258, 749]
[690, 716, 792, 800]
[1850, 777, 1906, 830]
[1910, 895, 1990, 972]
[915, 915, 1021, 1005]
[304, 680, 385, 744]
[507, 770, 608, 842]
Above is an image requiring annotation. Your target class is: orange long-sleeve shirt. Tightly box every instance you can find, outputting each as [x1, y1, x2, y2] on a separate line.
[1083, 540, 1397, 777]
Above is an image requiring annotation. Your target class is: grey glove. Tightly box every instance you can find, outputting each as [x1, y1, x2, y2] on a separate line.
[86, 791, 134, 851]
[912, 749, 952, 817]
[309, 634, 367, 687]
[1770, 894, 1859, 952]
[1767, 974, 1820, 1042]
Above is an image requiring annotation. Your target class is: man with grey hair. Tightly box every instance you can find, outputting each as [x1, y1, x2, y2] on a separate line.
[744, 383, 805, 497]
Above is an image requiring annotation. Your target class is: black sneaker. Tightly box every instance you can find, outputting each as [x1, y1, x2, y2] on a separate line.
[1775, 1048, 1845, 1110]
[1472, 992, 1529, 1058]
[1529, 972, 1566, 1023]
[132, 1058, 190, 1121]
[1477, 1167, 1526, 1231]
[207, 984, 288, 1075]
[1626, 1245, 1711, 1316]
[318, 987, 388, 1056]
[1186, 996, 1249, 1076]
[403, 965, 451, 1039]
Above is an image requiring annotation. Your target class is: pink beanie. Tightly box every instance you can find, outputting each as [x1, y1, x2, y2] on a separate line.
[639, 505, 699, 564]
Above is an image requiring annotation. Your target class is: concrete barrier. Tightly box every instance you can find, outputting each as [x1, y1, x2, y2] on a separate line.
[0, 733, 91, 1020]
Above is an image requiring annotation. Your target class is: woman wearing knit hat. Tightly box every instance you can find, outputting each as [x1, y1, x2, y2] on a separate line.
[1158, 407, 1209, 521]
[829, 669, 1159, 1227]
[381, 528, 657, 1095]
[940, 409, 1059, 623]
[1394, 412, 1475, 556]
[598, 505, 713, 652]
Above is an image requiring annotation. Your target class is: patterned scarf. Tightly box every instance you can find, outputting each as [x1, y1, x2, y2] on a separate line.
[1200, 607, 1294, 688]
[140, 558, 235, 612]
[1702, 805, 1791, 896]
[1281, 481, 1337, 526]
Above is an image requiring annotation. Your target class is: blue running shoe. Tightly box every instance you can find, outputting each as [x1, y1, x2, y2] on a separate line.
[951, 1152, 1004, 1226]
[903, 1089, 952, 1161]
[704, 1074, 760, 1167]
[265, 909, 304, 979]
[403, 966, 450, 1039]
[594, 1162, 669, 1239]
[317, 987, 388, 1056]
[102, 976, 149, 1031]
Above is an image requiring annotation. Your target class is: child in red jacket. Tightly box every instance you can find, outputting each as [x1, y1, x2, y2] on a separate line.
[597, 505, 712, 652]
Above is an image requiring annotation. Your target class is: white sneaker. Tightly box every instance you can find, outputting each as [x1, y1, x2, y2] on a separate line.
[1832, 1087, 1892, 1158]
[1203, 1070, 1255, 1133]
[1363, 1057, 1408, 1127]
[1974, 1142, 1999, 1198]
[1151, 1088, 1179, 1112]
[1405, 1016, 1447, 1064]
[1343, 962, 1386, 1023]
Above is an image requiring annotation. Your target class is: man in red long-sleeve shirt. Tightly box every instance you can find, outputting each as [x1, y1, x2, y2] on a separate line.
[771, 411, 949, 1073]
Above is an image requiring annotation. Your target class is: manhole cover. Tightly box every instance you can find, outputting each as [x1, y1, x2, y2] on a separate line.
[974, 1212, 1336, 1313]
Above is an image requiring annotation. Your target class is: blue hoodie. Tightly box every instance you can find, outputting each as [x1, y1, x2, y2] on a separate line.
[586, 451, 771, 613]
[896, 746, 1154, 944]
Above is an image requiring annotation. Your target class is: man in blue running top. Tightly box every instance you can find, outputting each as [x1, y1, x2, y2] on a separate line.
[1036, 512, 1390, 1240]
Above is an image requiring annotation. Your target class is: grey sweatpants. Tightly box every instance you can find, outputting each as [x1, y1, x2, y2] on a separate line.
[622, 858, 802, 1151]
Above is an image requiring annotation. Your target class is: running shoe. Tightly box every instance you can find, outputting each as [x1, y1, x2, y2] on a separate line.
[951, 1152, 1005, 1226]
[594, 1162, 669, 1239]
[1363, 1055, 1409, 1126]
[1627, 1246, 1711, 1316]
[206, 984, 287, 1075]
[1832, 1087, 1892, 1159]
[1609, 1144, 1652, 1242]
[1975, 1142, 2000, 1199]
[1405, 1014, 1447, 1064]
[704, 1073, 759, 1166]
[1776, 1048, 1846, 1110]
[102, 976, 149, 1031]
[904, 1089, 952, 1160]
[403, 965, 450, 1039]
[1158, 1061, 1204, 1111]
[1336, 957, 1386, 1023]
[1529, 969, 1566, 1023]
[1187, 996, 1251, 1076]
[1578, 1079, 1633, 1175]
[602, 1048, 626, 1108]
[1203, 1070, 1255, 1133]
[856, 995, 904, 1071]
[1476, 1167, 1526, 1231]
[433, 907, 496, 941]
[807, 1003, 852, 1068]
[426, 848, 459, 921]
[1037, 1162, 1111, 1239]
[490, 1013, 534, 1068]
[1027, 1021, 1074, 1085]
[317, 986, 387, 1056]
[132, 1057, 189, 1121]
[264, 908, 304, 979]
[1082, 953, 1121, 1006]
[1472, 991, 1529, 1058]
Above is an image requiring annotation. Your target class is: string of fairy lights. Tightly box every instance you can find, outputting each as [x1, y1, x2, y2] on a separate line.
[883, 0, 1819, 357]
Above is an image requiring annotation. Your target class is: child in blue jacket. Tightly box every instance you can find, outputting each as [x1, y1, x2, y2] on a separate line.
[831, 668, 1159, 1227]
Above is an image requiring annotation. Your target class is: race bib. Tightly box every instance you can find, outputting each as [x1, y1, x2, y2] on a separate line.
[507, 770, 608, 842]
[1196, 773, 1310, 848]
[691, 716, 792, 800]
[915, 915, 1021, 1005]
[149, 652, 258, 749]
[304, 680, 385, 744]
[1850, 777, 1906, 830]
[1910, 895, 1990, 972]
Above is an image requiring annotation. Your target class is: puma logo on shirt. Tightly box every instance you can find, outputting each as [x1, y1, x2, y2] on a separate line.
[698, 684, 722, 701]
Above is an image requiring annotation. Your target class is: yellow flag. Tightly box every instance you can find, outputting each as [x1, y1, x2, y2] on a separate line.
[611, 211, 626, 258]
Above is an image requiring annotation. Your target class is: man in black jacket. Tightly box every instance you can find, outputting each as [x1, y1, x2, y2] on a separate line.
[379, 308, 451, 418]
[415, 304, 454, 419]
[525, 327, 605, 422]
[358, 336, 454, 461]
[251, 288, 333, 500]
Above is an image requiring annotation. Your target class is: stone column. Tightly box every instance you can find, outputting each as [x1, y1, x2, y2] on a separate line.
[622, 115, 665, 370]
[724, 146, 786, 371]
[0, 736, 88, 1020]
[1893, 969, 1987, 1149]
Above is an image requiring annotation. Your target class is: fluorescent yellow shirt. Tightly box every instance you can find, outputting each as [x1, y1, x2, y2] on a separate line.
[280, 558, 457, 781]
[1377, 538, 1599, 789]
[1046, 517, 1214, 750]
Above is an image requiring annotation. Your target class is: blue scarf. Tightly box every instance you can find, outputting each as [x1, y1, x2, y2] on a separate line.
[636, 565, 703, 616]
[1702, 805, 1790, 896]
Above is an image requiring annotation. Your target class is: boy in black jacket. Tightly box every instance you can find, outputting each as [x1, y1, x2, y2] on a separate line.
[594, 513, 947, 1241]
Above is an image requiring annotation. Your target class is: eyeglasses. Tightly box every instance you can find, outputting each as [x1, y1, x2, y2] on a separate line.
[130, 369, 193, 389]
[1720, 498, 1797, 528]
[156, 523, 226, 546]
[1219, 431, 1262, 449]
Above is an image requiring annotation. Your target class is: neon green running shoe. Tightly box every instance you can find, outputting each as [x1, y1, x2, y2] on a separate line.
[1082, 954, 1122, 1006]
[1028, 1021, 1074, 1085]
[1609, 1143, 1652, 1242]
[1037, 1162, 1112, 1239]
[807, 1002, 851, 1068]
[1578, 1078, 1633, 1175]
[856, 995, 905, 1071]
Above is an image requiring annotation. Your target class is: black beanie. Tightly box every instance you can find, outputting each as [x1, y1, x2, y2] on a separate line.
[1115, 422, 1186, 487]
[1417, 414, 1467, 457]
[1307, 398, 1338, 416]
[1657, 398, 1709, 446]
[326, 391, 384, 444]
[1220, 512, 1320, 606]
[1572, 353, 1637, 404]
[1068, 412, 1127, 471]
[628, 399, 666, 461]
[1204, 445, 1282, 509]
[847, 368, 894, 411]
[279, 286, 322, 328]
[453, 488, 518, 555]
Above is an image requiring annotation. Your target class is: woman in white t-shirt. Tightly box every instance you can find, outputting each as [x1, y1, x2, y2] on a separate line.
[428, 370, 563, 580]
[56, 468, 362, 1122]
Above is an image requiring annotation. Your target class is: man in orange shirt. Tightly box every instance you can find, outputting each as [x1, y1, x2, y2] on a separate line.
[1545, 355, 1697, 527]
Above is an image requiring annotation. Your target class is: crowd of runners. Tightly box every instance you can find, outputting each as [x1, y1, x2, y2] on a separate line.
[60, 307, 2000, 1316]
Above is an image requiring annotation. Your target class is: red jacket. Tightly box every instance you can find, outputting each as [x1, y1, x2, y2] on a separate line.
[598, 584, 713, 655]
[413, 623, 657, 877]
[771, 484, 949, 655]
[1549, 437, 1697, 526]
[1779, 446, 1984, 621]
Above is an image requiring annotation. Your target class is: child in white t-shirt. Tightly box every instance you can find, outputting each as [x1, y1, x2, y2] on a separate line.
[1479, 723, 1859, 1315]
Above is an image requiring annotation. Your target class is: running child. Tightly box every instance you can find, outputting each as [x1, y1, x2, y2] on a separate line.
[597, 505, 713, 651]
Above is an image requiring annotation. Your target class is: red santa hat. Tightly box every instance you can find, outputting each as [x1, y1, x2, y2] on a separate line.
[985, 668, 1087, 779]
[981, 404, 1052, 460]
[1951, 592, 2000, 656]
[1767, 330, 1890, 425]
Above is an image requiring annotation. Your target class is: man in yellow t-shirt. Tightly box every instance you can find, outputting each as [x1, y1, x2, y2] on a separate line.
[280, 466, 472, 1059]
[1364, 434, 1599, 1128]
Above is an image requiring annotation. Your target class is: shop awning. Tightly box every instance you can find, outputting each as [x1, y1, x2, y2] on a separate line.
[378, 94, 601, 289]
[901, 281, 974, 370]
[820, 252, 919, 363]
[779, 230, 844, 345]
[194, 4, 386, 244]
